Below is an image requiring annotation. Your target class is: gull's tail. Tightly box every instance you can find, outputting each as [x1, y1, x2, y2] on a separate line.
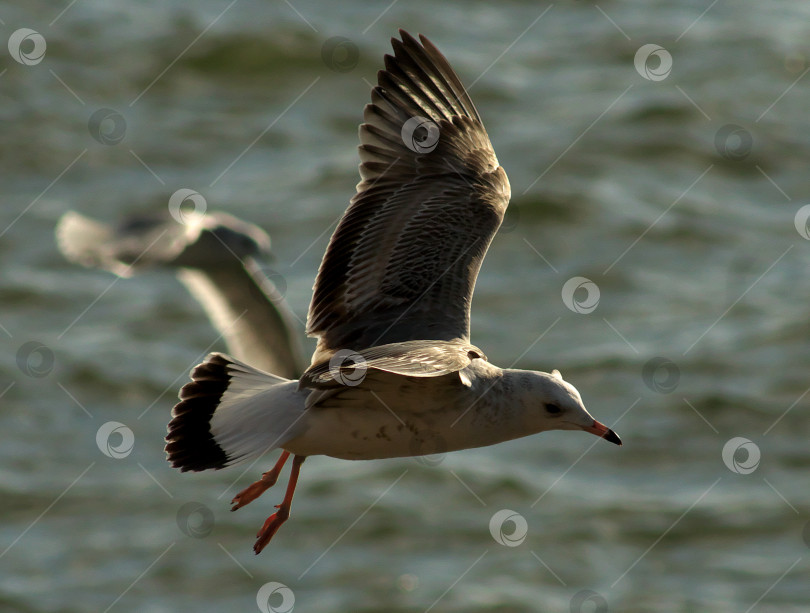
[165, 353, 305, 472]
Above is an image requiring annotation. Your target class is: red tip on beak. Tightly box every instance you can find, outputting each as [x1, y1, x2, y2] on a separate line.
[584, 419, 622, 446]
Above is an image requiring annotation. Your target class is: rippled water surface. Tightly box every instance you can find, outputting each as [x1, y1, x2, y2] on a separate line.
[2, 1, 810, 611]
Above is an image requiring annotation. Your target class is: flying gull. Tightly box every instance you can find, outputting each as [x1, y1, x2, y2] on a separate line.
[56, 210, 305, 378]
[166, 30, 621, 554]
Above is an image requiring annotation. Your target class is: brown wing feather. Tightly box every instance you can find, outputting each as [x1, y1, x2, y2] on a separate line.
[306, 31, 510, 362]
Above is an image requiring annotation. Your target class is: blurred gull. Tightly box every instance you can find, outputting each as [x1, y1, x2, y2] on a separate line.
[56, 209, 305, 378]
[165, 30, 621, 554]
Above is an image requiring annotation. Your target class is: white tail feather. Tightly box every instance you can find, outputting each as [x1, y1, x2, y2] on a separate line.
[166, 353, 307, 471]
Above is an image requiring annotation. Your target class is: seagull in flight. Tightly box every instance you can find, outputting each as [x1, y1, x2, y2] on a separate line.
[166, 30, 621, 555]
[56, 209, 305, 378]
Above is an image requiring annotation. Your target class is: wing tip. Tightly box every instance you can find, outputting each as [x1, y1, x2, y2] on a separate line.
[55, 211, 112, 269]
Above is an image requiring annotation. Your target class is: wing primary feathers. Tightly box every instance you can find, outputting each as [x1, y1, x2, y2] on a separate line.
[305, 30, 511, 361]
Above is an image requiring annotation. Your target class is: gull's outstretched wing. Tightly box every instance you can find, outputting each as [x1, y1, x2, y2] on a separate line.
[306, 30, 511, 363]
[56, 210, 189, 277]
[56, 210, 306, 378]
[57, 210, 276, 274]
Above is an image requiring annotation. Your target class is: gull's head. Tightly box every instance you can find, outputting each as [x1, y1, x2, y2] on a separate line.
[519, 369, 621, 445]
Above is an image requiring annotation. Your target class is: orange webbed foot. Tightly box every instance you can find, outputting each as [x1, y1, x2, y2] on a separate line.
[230, 451, 290, 512]
[251, 454, 306, 555]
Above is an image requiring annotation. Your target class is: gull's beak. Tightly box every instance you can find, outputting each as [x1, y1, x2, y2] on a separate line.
[584, 419, 622, 446]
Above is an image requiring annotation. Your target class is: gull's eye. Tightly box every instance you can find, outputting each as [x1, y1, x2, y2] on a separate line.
[545, 403, 562, 415]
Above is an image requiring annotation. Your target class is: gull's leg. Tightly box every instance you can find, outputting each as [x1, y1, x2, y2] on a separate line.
[231, 450, 290, 511]
[254, 454, 306, 554]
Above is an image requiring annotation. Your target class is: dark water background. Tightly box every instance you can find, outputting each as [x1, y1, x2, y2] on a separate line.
[2, 1, 810, 611]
